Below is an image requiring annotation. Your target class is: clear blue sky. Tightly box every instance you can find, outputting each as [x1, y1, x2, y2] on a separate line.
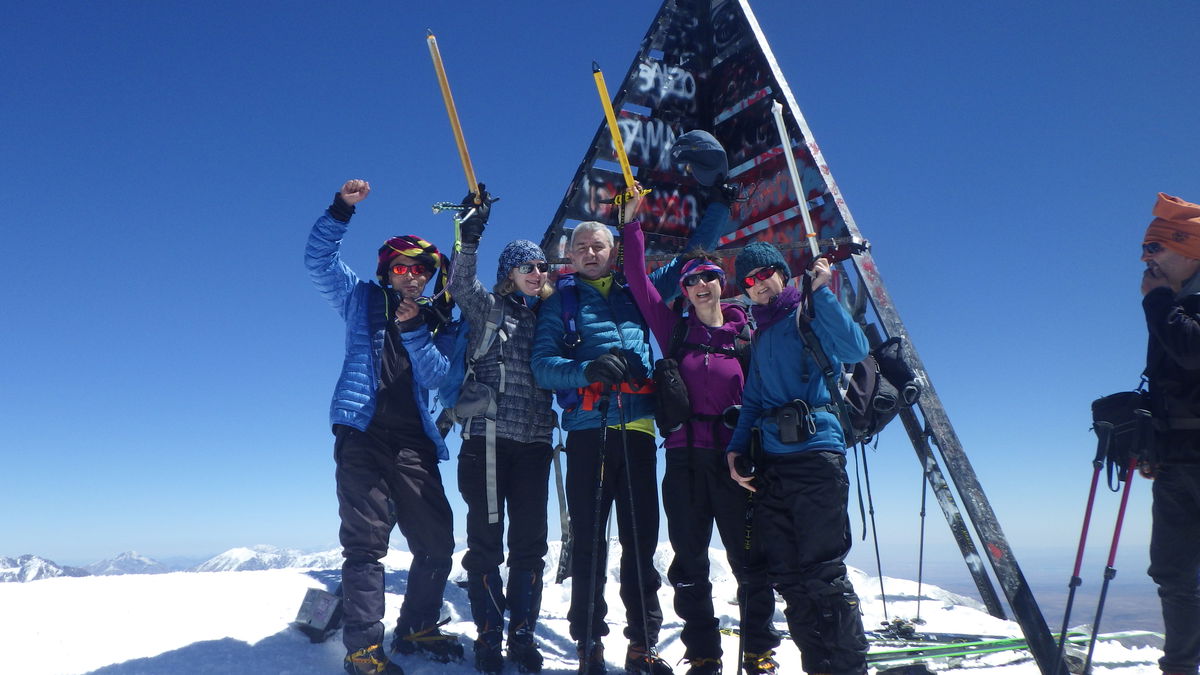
[3, 0, 1198, 614]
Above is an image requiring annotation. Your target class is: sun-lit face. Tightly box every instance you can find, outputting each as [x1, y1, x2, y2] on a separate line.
[744, 266, 786, 305]
[509, 260, 549, 296]
[1142, 242, 1200, 292]
[387, 254, 432, 299]
[568, 230, 613, 281]
[683, 270, 723, 310]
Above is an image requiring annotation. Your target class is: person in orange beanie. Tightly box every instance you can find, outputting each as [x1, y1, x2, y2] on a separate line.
[1139, 192, 1200, 675]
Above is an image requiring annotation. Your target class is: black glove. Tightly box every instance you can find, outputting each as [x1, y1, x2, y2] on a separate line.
[584, 352, 628, 386]
[459, 183, 493, 245]
[329, 192, 356, 222]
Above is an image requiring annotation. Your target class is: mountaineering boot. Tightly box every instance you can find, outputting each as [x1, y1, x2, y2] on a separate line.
[742, 649, 779, 675]
[576, 639, 606, 675]
[625, 644, 674, 674]
[506, 568, 545, 672]
[681, 656, 722, 675]
[344, 644, 405, 675]
[391, 618, 465, 663]
[473, 630, 504, 675]
[507, 631, 544, 673]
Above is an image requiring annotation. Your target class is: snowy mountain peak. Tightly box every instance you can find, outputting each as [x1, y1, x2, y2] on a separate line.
[191, 545, 345, 572]
[85, 551, 170, 576]
[0, 554, 90, 583]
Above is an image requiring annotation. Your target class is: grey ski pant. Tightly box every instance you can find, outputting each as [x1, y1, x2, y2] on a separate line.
[334, 424, 455, 653]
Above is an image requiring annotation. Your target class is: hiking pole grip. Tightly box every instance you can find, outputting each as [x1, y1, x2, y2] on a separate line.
[426, 30, 480, 202]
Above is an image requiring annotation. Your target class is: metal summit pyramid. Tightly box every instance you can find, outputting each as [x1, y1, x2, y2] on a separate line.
[538, 1, 1065, 673]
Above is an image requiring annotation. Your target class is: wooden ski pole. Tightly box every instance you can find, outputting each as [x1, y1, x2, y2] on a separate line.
[592, 62, 650, 205]
[770, 100, 819, 257]
[427, 30, 480, 203]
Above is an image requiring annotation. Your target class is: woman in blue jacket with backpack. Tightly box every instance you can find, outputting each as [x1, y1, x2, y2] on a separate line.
[725, 241, 871, 675]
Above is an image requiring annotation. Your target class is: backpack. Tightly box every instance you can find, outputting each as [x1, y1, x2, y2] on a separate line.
[438, 297, 510, 421]
[796, 314, 921, 447]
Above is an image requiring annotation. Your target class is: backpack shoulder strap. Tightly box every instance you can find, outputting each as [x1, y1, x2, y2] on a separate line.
[556, 274, 581, 352]
[796, 310, 855, 439]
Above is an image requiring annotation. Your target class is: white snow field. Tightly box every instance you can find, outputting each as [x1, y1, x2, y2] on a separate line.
[0, 544, 1162, 675]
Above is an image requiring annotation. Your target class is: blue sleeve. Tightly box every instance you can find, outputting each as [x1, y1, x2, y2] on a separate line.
[304, 211, 360, 320]
[726, 347, 763, 455]
[649, 202, 730, 302]
[401, 324, 453, 390]
[531, 292, 590, 391]
[810, 287, 869, 364]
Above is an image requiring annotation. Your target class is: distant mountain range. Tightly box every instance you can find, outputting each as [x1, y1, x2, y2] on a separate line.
[1, 545, 355, 582]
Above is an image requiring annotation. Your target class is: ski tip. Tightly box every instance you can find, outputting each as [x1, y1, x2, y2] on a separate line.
[591, 60, 601, 73]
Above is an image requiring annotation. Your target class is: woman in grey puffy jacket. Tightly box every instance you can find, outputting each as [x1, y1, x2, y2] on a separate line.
[446, 191, 556, 675]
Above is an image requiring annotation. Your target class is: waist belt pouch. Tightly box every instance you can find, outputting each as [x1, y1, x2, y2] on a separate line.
[776, 399, 815, 444]
[455, 380, 498, 420]
[653, 358, 692, 435]
[1091, 390, 1155, 475]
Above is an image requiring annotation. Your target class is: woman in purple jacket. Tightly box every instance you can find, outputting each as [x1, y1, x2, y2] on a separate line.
[622, 208, 780, 675]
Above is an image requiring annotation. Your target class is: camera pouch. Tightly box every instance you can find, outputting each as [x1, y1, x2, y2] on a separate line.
[773, 399, 816, 444]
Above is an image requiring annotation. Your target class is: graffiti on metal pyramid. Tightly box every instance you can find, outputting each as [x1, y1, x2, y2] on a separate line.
[540, 0, 858, 279]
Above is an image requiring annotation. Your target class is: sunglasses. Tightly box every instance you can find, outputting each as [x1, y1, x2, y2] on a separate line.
[683, 270, 722, 287]
[742, 265, 782, 288]
[516, 262, 550, 274]
[1143, 241, 1165, 256]
[390, 263, 429, 276]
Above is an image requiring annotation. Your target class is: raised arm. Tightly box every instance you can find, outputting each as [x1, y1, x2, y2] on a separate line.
[304, 180, 371, 319]
[622, 219, 681, 353]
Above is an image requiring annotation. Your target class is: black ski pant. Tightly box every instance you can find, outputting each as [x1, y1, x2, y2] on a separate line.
[663, 446, 779, 659]
[458, 436, 553, 638]
[565, 425, 664, 647]
[1150, 462, 1200, 675]
[334, 424, 455, 653]
[758, 450, 867, 675]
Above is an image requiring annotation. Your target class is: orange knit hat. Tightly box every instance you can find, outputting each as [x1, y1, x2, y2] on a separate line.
[1144, 193, 1200, 259]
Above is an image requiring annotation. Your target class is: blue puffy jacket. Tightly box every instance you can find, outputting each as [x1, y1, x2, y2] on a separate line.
[530, 203, 730, 431]
[726, 287, 869, 457]
[305, 211, 452, 460]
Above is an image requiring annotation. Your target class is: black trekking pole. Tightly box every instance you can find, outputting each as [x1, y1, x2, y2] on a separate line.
[1055, 434, 1109, 675]
[857, 443, 889, 622]
[582, 393, 612, 671]
[1081, 454, 1139, 675]
[615, 386, 655, 660]
[735, 428, 761, 675]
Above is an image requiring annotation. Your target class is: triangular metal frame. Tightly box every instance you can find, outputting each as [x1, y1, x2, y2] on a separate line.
[539, 2, 1064, 673]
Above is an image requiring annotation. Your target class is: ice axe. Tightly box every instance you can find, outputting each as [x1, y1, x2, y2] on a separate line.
[427, 29, 490, 249]
[592, 62, 651, 208]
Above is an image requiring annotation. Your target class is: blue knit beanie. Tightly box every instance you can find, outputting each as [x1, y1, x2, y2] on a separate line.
[496, 240, 547, 284]
[734, 241, 790, 288]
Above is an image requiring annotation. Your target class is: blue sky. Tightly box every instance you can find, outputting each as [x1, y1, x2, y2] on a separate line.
[3, 0, 1198, 620]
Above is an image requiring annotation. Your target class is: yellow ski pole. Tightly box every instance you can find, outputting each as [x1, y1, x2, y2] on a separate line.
[427, 29, 480, 204]
[592, 62, 650, 205]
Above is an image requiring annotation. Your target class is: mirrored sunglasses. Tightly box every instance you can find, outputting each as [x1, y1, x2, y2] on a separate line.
[1143, 241, 1165, 256]
[516, 262, 550, 274]
[683, 270, 722, 287]
[390, 263, 429, 276]
[742, 265, 782, 288]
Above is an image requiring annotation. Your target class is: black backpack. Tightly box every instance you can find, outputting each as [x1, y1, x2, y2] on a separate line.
[797, 316, 921, 447]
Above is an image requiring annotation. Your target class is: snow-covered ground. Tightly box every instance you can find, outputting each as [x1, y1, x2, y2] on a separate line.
[0, 543, 1162, 675]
